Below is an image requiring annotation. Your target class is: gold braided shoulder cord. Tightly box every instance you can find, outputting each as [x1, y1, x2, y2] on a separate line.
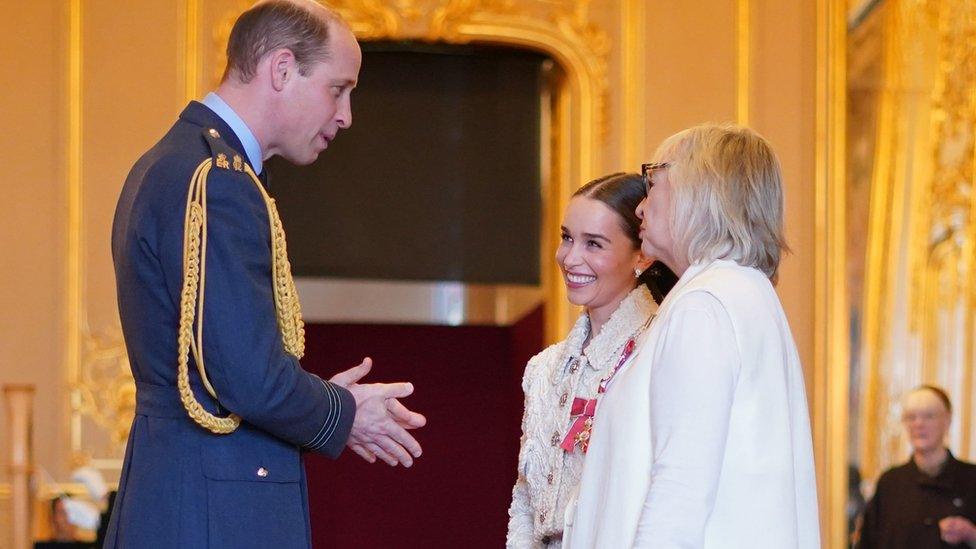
[178, 159, 305, 434]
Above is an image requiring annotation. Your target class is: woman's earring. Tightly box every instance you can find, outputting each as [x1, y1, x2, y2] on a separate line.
[634, 267, 643, 278]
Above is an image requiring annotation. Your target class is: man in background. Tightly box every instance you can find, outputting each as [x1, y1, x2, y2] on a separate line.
[857, 385, 976, 548]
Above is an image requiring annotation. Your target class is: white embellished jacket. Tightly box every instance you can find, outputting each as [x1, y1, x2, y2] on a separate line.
[506, 286, 656, 548]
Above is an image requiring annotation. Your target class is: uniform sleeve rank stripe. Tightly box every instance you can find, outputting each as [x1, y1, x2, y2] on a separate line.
[304, 378, 337, 447]
[306, 378, 341, 449]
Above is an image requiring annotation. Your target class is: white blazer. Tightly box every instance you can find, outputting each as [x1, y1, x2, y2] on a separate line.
[566, 260, 820, 548]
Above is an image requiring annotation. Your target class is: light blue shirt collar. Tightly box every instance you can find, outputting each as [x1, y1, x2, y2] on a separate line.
[201, 92, 264, 175]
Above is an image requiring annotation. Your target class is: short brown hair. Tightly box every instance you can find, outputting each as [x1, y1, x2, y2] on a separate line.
[223, 1, 338, 83]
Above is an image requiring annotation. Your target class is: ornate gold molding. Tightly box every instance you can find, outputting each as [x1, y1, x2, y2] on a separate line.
[815, 0, 848, 546]
[621, 0, 645, 168]
[76, 329, 136, 449]
[858, 0, 902, 484]
[180, 0, 202, 102]
[67, 0, 85, 455]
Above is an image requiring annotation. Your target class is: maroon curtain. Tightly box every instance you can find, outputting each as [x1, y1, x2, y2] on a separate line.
[302, 306, 544, 548]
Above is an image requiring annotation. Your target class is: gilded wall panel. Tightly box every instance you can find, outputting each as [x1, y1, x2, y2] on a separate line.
[854, 0, 976, 485]
[67, 1, 190, 474]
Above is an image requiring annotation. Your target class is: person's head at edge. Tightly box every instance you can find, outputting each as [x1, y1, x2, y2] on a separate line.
[901, 385, 952, 463]
[216, 0, 362, 165]
[558, 173, 678, 336]
[637, 123, 789, 281]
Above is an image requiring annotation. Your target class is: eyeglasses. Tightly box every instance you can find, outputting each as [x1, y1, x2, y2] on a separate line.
[641, 162, 670, 195]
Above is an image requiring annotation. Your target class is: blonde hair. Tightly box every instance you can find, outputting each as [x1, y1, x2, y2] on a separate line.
[653, 123, 788, 279]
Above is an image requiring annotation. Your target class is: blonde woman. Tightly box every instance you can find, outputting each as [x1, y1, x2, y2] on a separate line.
[568, 124, 820, 548]
[507, 173, 677, 548]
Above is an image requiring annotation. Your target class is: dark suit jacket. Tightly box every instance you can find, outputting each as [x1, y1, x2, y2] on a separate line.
[857, 452, 976, 549]
[106, 102, 355, 548]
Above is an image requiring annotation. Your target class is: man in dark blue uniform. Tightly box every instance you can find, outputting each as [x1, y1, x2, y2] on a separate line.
[107, 1, 425, 546]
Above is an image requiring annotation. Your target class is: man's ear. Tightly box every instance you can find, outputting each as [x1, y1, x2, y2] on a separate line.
[268, 49, 296, 92]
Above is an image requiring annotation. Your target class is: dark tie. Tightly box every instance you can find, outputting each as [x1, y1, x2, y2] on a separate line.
[257, 167, 270, 191]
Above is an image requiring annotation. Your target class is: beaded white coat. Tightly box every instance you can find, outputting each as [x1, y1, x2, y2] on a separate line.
[507, 286, 656, 548]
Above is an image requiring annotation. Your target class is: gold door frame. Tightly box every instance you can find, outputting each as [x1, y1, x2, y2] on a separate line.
[815, 0, 849, 547]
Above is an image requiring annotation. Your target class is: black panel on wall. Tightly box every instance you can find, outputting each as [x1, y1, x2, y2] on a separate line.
[268, 42, 547, 285]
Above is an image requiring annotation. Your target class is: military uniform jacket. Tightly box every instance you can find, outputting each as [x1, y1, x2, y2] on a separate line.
[107, 102, 356, 548]
[857, 452, 976, 549]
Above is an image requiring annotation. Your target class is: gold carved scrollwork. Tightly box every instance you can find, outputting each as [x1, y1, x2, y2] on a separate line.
[73, 329, 136, 449]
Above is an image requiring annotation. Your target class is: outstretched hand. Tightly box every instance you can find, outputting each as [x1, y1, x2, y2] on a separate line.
[330, 358, 427, 467]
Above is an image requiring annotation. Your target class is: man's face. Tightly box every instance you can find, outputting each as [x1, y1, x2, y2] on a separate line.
[901, 389, 951, 454]
[276, 23, 362, 165]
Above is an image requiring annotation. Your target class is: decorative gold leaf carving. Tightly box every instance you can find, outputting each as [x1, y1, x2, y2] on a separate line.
[74, 329, 135, 448]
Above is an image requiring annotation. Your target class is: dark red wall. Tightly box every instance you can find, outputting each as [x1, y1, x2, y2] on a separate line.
[302, 306, 544, 548]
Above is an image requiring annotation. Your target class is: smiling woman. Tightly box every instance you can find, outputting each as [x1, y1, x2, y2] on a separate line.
[558, 195, 647, 335]
[507, 172, 676, 547]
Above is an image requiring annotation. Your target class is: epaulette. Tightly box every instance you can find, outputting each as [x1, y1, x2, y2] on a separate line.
[202, 127, 248, 173]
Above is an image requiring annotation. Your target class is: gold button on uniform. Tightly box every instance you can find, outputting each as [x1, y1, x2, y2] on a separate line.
[547, 472, 554, 485]
[550, 432, 560, 446]
[559, 393, 568, 406]
[256, 467, 269, 478]
[208, 128, 221, 138]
